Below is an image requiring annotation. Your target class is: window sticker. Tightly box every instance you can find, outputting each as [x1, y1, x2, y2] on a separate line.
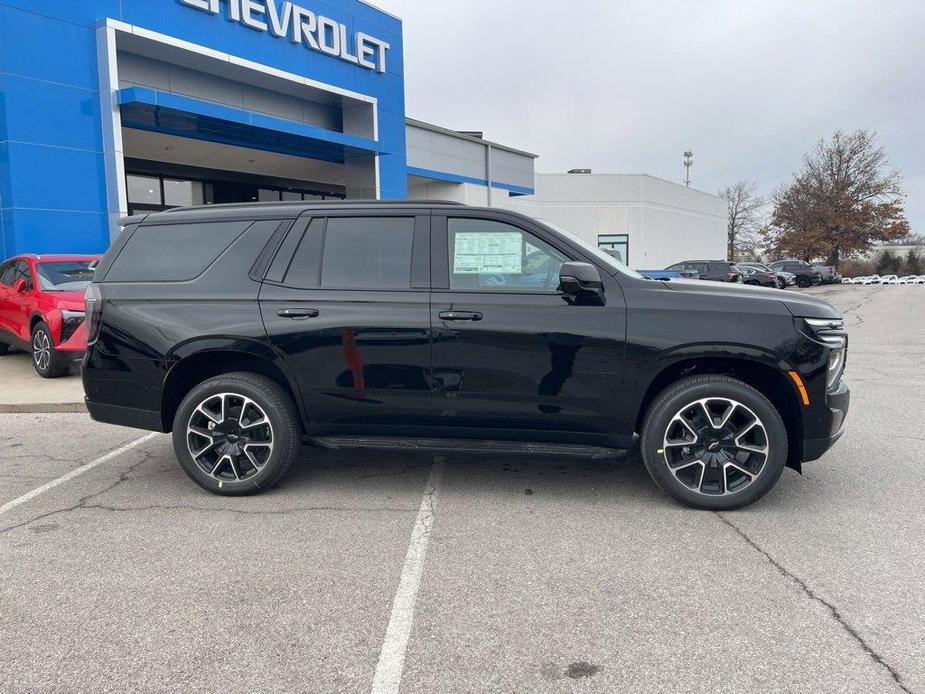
[453, 232, 523, 274]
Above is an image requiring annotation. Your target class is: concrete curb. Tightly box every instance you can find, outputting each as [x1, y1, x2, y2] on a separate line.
[0, 403, 87, 414]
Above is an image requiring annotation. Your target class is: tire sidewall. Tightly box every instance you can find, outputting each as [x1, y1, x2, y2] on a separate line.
[172, 376, 296, 495]
[31, 321, 62, 377]
[641, 378, 788, 510]
[797, 276, 810, 288]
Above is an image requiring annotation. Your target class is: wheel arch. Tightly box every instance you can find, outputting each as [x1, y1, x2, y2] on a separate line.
[636, 354, 804, 471]
[161, 342, 306, 435]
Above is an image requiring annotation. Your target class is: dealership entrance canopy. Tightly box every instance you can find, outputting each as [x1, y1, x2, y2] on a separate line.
[0, 0, 537, 256]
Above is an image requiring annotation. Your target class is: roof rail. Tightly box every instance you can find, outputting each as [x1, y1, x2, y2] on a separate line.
[162, 199, 468, 213]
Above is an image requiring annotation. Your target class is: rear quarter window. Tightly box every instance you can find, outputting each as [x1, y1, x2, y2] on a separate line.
[105, 221, 253, 282]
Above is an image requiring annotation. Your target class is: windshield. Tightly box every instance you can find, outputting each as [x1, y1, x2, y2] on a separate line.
[534, 219, 645, 280]
[36, 261, 96, 291]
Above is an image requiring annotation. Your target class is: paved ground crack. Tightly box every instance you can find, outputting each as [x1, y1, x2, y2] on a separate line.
[717, 513, 916, 694]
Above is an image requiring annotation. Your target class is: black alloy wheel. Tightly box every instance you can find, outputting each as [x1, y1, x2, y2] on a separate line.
[172, 372, 301, 495]
[641, 375, 788, 509]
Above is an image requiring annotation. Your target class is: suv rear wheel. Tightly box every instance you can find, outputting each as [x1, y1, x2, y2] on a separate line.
[32, 321, 71, 378]
[0, 342, 9, 355]
[796, 275, 811, 288]
[172, 372, 301, 496]
[640, 375, 788, 510]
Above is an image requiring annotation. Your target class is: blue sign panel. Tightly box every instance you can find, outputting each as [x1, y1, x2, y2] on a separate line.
[0, 0, 407, 256]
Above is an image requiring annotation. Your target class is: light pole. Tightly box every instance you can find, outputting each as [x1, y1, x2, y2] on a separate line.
[683, 151, 693, 187]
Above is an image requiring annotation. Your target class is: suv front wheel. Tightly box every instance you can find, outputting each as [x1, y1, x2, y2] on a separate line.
[640, 375, 788, 510]
[172, 372, 301, 495]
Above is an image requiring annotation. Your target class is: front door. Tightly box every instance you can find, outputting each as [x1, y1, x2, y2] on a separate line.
[259, 212, 432, 432]
[429, 214, 627, 442]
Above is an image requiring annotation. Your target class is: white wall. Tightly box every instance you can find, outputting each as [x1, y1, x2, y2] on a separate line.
[408, 172, 728, 270]
[498, 174, 727, 269]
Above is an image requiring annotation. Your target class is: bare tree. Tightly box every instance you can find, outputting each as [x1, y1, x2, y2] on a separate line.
[719, 181, 766, 260]
[771, 130, 908, 266]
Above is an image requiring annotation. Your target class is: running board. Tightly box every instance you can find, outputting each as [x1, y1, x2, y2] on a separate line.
[310, 436, 625, 460]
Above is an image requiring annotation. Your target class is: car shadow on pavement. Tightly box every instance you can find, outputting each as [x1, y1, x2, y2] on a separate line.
[69, 436, 814, 516]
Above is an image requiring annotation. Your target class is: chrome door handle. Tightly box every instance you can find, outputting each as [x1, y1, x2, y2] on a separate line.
[438, 311, 483, 321]
[277, 308, 319, 319]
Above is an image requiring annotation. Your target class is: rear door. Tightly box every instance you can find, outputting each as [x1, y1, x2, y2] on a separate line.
[0, 261, 17, 338]
[429, 212, 627, 440]
[259, 211, 432, 432]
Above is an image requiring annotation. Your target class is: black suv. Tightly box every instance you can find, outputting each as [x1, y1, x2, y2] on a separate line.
[83, 202, 850, 510]
[665, 260, 742, 283]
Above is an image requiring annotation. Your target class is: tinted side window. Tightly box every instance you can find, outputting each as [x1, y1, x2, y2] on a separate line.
[105, 221, 253, 282]
[0, 262, 15, 286]
[448, 218, 567, 292]
[321, 217, 415, 290]
[15, 261, 33, 289]
[280, 218, 326, 288]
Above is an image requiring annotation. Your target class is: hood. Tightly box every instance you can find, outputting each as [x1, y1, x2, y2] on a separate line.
[662, 278, 841, 319]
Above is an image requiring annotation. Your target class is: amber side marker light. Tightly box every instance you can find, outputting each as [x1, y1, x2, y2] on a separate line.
[788, 371, 810, 406]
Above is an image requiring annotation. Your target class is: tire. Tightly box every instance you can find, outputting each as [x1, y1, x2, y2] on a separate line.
[31, 321, 71, 378]
[172, 372, 302, 496]
[776, 278, 786, 290]
[640, 375, 788, 510]
[796, 276, 811, 288]
[0, 342, 9, 356]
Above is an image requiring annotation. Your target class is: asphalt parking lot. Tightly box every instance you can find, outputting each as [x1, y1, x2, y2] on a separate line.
[1, 284, 923, 694]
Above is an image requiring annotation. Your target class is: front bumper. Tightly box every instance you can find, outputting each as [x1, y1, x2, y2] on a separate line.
[802, 379, 850, 461]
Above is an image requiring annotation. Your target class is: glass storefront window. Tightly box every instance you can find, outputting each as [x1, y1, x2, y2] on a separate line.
[127, 175, 162, 205]
[598, 234, 629, 265]
[163, 179, 204, 207]
[258, 189, 281, 202]
[281, 191, 302, 201]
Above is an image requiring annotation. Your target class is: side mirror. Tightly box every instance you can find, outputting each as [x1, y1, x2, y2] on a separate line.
[558, 262, 605, 306]
[13, 278, 27, 294]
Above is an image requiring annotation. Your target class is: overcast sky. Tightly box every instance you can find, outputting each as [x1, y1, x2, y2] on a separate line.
[375, 0, 924, 233]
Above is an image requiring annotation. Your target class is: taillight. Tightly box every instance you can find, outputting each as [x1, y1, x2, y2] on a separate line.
[729, 272, 738, 281]
[84, 283, 103, 344]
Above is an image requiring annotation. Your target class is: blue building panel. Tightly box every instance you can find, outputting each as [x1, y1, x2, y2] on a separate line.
[0, 0, 409, 256]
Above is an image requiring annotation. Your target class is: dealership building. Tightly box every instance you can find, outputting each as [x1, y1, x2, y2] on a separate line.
[0, 0, 724, 268]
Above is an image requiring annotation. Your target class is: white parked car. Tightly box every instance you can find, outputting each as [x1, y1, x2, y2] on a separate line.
[899, 275, 918, 284]
[862, 275, 881, 285]
[882, 275, 900, 285]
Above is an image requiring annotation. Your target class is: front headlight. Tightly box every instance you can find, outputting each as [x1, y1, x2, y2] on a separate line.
[803, 318, 847, 390]
[827, 345, 845, 389]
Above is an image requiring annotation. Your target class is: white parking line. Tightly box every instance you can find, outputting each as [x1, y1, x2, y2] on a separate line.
[0, 432, 159, 517]
[371, 459, 445, 694]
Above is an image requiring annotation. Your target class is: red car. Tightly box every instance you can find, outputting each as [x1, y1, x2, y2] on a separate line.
[0, 254, 101, 378]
